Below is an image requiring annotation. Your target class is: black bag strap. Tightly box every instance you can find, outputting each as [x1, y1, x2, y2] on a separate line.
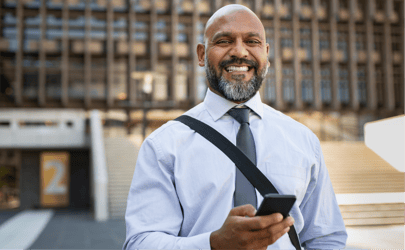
[175, 115, 301, 250]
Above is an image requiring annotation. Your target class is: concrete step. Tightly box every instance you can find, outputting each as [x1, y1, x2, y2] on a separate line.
[340, 203, 404, 212]
[342, 210, 403, 219]
[322, 142, 404, 198]
[104, 136, 139, 219]
[339, 203, 404, 226]
[344, 217, 404, 226]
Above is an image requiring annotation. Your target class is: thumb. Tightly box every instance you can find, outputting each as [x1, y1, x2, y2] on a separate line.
[230, 204, 257, 217]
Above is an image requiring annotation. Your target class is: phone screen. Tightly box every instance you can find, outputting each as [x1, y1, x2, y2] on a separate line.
[255, 194, 296, 218]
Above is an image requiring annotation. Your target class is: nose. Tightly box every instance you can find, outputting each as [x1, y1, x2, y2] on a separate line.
[228, 38, 249, 58]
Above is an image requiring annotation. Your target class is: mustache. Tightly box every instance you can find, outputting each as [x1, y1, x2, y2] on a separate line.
[219, 57, 258, 70]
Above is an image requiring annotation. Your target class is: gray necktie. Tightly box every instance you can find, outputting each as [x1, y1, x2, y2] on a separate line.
[228, 108, 257, 208]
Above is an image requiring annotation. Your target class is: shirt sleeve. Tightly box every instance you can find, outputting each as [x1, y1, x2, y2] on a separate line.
[123, 137, 212, 249]
[298, 138, 348, 249]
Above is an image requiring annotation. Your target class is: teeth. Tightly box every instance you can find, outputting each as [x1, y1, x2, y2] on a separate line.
[226, 66, 249, 72]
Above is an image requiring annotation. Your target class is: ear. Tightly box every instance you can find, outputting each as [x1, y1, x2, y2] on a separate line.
[197, 44, 205, 67]
[266, 43, 270, 57]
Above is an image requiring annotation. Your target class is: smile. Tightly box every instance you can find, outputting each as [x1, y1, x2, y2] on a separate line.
[225, 66, 252, 72]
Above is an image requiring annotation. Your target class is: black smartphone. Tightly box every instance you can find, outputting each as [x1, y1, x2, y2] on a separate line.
[255, 194, 296, 218]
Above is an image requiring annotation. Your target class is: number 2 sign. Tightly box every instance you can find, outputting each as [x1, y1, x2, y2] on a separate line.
[40, 152, 70, 207]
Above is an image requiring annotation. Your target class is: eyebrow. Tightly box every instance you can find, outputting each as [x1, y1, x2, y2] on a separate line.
[246, 32, 262, 39]
[211, 32, 232, 42]
[211, 31, 264, 42]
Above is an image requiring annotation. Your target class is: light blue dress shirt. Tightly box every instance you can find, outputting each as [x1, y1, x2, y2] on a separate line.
[124, 89, 347, 249]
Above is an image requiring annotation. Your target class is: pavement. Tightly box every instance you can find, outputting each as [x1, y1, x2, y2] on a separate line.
[0, 208, 126, 249]
[0, 208, 403, 249]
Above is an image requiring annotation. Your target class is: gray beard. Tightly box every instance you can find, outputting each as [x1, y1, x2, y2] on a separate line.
[205, 58, 268, 102]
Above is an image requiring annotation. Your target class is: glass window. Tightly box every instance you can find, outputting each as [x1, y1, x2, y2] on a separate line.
[320, 65, 332, 103]
[301, 64, 313, 102]
[338, 66, 349, 104]
[282, 65, 294, 102]
[357, 66, 367, 106]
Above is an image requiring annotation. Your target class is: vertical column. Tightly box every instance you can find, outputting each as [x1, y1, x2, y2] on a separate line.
[106, 1, 114, 108]
[254, 0, 263, 15]
[401, 0, 404, 112]
[311, 0, 321, 110]
[14, 0, 23, 106]
[214, 0, 222, 11]
[84, 0, 91, 108]
[255, 0, 266, 100]
[171, 0, 179, 102]
[128, 0, 137, 105]
[38, 0, 46, 106]
[190, 0, 200, 106]
[0, 0, 2, 38]
[0, 0, 2, 81]
[330, 0, 340, 110]
[150, 0, 157, 73]
[274, 0, 284, 110]
[383, 0, 394, 111]
[348, 0, 359, 110]
[366, 0, 376, 110]
[293, 0, 302, 109]
[61, 0, 69, 107]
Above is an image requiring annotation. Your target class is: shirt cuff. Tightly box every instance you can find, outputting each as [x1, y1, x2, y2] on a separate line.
[183, 231, 212, 249]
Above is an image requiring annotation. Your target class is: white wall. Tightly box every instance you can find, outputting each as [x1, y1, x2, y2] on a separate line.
[0, 109, 89, 148]
[365, 115, 405, 172]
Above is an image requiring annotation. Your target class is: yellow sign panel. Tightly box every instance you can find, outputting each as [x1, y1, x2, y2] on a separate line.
[40, 152, 70, 208]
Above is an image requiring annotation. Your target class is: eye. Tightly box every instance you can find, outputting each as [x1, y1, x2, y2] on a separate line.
[217, 40, 231, 44]
[246, 40, 260, 44]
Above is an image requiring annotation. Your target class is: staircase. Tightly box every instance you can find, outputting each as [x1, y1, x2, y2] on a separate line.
[104, 138, 404, 224]
[104, 135, 140, 219]
[339, 203, 404, 226]
[321, 142, 404, 226]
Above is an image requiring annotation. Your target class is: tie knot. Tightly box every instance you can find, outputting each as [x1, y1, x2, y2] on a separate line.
[228, 108, 250, 125]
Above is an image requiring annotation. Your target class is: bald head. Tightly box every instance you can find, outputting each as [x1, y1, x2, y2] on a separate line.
[203, 5, 265, 46]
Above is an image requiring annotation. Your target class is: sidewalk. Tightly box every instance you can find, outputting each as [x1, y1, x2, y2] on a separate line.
[0, 208, 403, 249]
[30, 208, 126, 249]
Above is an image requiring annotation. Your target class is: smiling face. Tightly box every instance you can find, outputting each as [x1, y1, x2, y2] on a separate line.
[197, 5, 270, 103]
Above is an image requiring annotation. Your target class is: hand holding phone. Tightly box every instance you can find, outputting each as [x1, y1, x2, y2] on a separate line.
[255, 194, 296, 218]
[210, 204, 295, 250]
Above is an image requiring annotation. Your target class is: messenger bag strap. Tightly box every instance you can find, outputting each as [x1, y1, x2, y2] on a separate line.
[175, 115, 301, 250]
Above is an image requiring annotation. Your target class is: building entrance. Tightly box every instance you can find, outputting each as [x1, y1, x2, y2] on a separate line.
[0, 149, 21, 210]
[0, 149, 90, 211]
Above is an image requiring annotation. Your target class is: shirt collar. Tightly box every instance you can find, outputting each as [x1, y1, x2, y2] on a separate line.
[203, 88, 263, 121]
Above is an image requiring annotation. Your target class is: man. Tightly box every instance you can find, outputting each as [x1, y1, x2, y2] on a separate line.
[124, 4, 347, 249]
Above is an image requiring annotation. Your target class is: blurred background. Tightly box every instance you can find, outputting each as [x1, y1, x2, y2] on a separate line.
[0, 0, 403, 249]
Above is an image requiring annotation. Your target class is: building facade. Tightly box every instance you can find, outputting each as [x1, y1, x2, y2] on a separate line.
[0, 0, 403, 115]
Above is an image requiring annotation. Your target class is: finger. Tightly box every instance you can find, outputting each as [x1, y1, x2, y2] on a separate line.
[264, 216, 295, 239]
[269, 216, 295, 232]
[238, 213, 284, 231]
[249, 222, 291, 247]
[263, 224, 291, 246]
[250, 216, 294, 241]
[241, 226, 289, 250]
[229, 204, 256, 217]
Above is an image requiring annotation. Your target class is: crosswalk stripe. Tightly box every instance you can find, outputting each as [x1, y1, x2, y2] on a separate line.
[0, 209, 54, 249]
